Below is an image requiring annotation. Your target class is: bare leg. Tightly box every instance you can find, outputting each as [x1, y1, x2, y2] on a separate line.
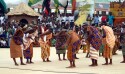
[120, 55, 125, 63]
[102, 58, 108, 65]
[26, 59, 30, 64]
[20, 57, 26, 65]
[47, 58, 51, 62]
[13, 58, 18, 66]
[95, 60, 98, 66]
[66, 61, 73, 68]
[58, 54, 61, 61]
[72, 60, 76, 67]
[30, 57, 34, 63]
[75, 54, 79, 59]
[89, 59, 95, 66]
[86, 52, 90, 58]
[63, 53, 66, 60]
[109, 59, 112, 65]
[43, 59, 46, 62]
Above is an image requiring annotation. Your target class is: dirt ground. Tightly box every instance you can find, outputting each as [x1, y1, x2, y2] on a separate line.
[0, 47, 125, 74]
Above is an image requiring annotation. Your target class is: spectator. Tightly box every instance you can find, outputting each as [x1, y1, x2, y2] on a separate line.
[0, 38, 7, 48]
[93, 14, 99, 27]
[108, 12, 114, 27]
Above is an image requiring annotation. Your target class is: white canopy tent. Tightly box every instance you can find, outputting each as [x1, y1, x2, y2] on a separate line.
[4, 0, 29, 8]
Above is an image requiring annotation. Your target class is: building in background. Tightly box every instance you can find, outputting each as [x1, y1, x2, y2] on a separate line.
[94, 0, 110, 16]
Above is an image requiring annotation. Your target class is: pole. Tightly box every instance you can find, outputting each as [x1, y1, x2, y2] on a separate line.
[94, 0, 96, 14]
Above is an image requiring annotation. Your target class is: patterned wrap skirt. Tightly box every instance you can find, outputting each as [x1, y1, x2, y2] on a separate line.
[90, 47, 99, 60]
[67, 40, 80, 61]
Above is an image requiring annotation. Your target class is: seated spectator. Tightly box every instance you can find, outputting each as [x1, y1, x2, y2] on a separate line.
[0, 38, 7, 48]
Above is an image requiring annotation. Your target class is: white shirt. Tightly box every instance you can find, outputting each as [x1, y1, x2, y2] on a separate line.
[69, 16, 74, 22]
[38, 15, 43, 21]
[0, 40, 6, 45]
[0, 27, 4, 35]
[99, 16, 102, 23]
[66, 16, 69, 22]
[0, 17, 4, 24]
[62, 16, 66, 22]
[121, 27, 125, 33]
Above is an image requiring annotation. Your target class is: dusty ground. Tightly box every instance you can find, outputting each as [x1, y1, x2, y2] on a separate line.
[0, 47, 125, 74]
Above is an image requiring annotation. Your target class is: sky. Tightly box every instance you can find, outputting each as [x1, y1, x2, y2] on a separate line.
[4, 0, 29, 4]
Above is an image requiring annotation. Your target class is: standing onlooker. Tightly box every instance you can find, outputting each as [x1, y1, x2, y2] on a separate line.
[108, 12, 114, 27]
[86, 14, 92, 25]
[0, 15, 4, 24]
[69, 14, 74, 30]
[93, 14, 99, 27]
[0, 25, 4, 37]
[101, 15, 107, 25]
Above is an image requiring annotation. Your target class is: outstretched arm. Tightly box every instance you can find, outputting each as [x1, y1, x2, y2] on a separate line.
[40, 29, 52, 37]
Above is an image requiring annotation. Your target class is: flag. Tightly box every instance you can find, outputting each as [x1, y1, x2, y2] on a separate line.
[42, 0, 51, 15]
[44, 7, 49, 15]
[71, 0, 76, 14]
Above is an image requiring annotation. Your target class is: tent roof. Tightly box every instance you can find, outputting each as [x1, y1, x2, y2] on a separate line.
[7, 3, 40, 16]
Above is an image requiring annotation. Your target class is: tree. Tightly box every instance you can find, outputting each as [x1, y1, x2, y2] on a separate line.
[78, 4, 91, 11]
[28, 0, 42, 6]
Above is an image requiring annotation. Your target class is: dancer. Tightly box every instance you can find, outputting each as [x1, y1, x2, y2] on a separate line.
[101, 25, 115, 65]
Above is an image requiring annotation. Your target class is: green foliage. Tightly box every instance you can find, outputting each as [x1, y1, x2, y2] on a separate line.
[28, 0, 42, 6]
[78, 4, 91, 11]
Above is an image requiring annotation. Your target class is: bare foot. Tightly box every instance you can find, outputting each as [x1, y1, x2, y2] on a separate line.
[59, 59, 62, 61]
[102, 63, 108, 65]
[47, 60, 51, 62]
[21, 63, 26, 65]
[75, 57, 79, 59]
[43, 60, 46, 62]
[73, 65, 76, 67]
[109, 63, 112, 65]
[120, 61, 125, 63]
[30, 61, 34, 64]
[66, 66, 73, 68]
[63, 58, 67, 60]
[89, 64, 95, 67]
[15, 63, 19, 66]
[95, 64, 98, 66]
[26, 61, 30, 64]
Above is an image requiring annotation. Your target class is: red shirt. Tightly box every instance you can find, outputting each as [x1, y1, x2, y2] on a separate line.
[101, 16, 107, 22]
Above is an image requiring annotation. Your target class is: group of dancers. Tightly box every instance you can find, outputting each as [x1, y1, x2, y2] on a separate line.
[9, 22, 125, 68]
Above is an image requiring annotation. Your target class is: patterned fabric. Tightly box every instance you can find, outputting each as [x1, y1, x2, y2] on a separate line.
[67, 30, 81, 61]
[39, 38, 50, 59]
[72, 40, 80, 59]
[23, 44, 33, 59]
[55, 32, 67, 54]
[90, 47, 99, 60]
[102, 26, 115, 49]
[23, 48, 30, 59]
[67, 40, 80, 61]
[13, 28, 24, 45]
[10, 28, 24, 58]
[89, 26, 102, 50]
[55, 32, 67, 50]
[10, 38, 23, 58]
[103, 43, 113, 59]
